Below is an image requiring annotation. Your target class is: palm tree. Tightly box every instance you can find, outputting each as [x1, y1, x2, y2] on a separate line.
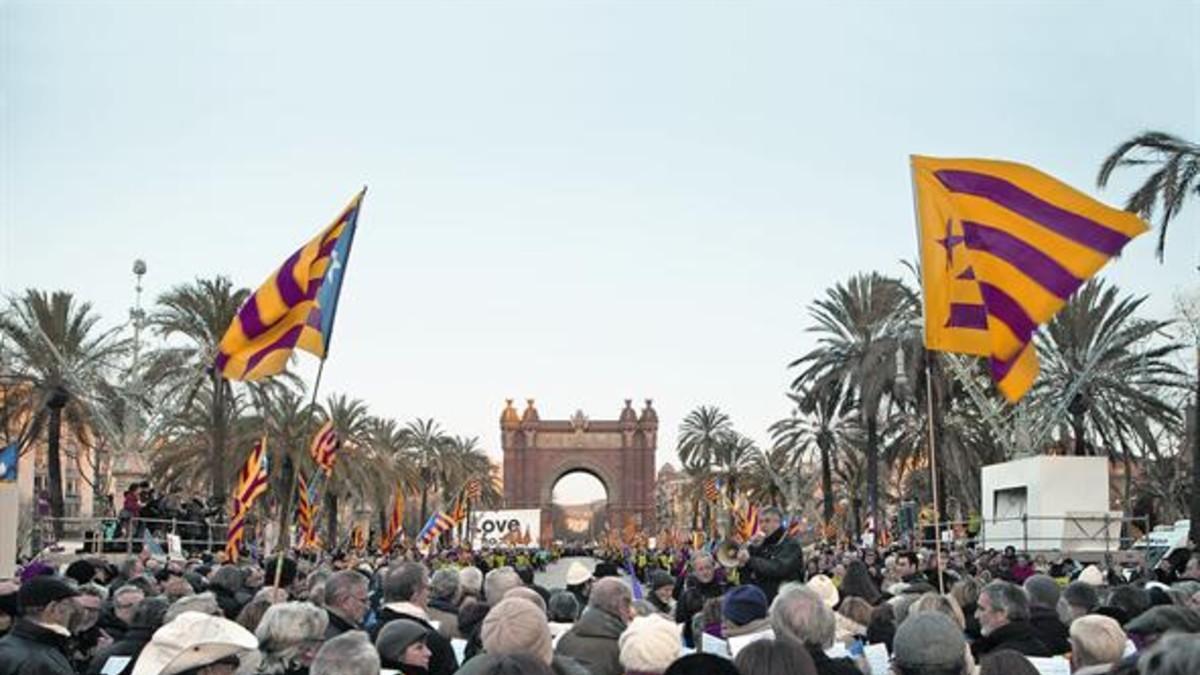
[770, 380, 850, 530]
[0, 290, 129, 537]
[149, 277, 249, 503]
[1098, 132, 1200, 543]
[714, 432, 759, 504]
[364, 417, 420, 538]
[790, 272, 918, 535]
[1098, 132, 1200, 261]
[320, 394, 373, 544]
[405, 418, 449, 525]
[677, 406, 733, 470]
[1031, 281, 1183, 533]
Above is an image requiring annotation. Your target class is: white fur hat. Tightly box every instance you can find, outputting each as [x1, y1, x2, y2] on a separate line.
[619, 614, 681, 672]
[132, 611, 257, 675]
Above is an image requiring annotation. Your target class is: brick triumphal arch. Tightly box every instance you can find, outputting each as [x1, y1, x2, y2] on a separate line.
[501, 399, 657, 542]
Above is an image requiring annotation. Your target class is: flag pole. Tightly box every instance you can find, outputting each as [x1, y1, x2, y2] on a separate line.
[925, 353, 946, 594]
[909, 158, 946, 594]
[274, 358, 327, 589]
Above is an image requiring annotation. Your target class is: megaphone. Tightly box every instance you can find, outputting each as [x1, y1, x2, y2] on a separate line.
[716, 539, 746, 568]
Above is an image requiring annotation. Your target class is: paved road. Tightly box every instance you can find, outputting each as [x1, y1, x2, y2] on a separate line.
[534, 555, 597, 589]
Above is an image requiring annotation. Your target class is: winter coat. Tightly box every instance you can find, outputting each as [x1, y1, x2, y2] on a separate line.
[85, 625, 155, 675]
[426, 598, 461, 640]
[456, 653, 589, 675]
[323, 608, 359, 641]
[744, 528, 804, 603]
[372, 604, 459, 675]
[555, 607, 626, 675]
[1028, 606, 1070, 655]
[0, 619, 74, 675]
[806, 645, 862, 675]
[674, 576, 725, 647]
[212, 586, 243, 620]
[971, 620, 1051, 659]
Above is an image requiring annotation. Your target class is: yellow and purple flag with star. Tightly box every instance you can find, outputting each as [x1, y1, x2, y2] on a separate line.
[912, 156, 1146, 401]
[216, 188, 365, 381]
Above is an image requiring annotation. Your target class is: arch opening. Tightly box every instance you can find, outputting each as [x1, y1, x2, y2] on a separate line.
[550, 469, 609, 545]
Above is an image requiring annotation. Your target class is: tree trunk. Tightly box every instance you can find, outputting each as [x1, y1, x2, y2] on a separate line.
[326, 490, 339, 547]
[1071, 409, 1087, 456]
[274, 455, 294, 558]
[419, 480, 429, 528]
[210, 372, 226, 505]
[820, 442, 834, 528]
[866, 413, 879, 539]
[46, 389, 68, 540]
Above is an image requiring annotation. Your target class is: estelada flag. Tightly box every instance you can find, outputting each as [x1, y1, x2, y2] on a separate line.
[216, 189, 365, 381]
[912, 157, 1146, 401]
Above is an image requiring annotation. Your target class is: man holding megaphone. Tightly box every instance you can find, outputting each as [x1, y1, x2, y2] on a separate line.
[735, 506, 804, 603]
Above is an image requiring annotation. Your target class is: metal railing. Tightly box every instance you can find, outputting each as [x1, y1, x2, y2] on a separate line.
[32, 515, 231, 555]
[902, 513, 1150, 557]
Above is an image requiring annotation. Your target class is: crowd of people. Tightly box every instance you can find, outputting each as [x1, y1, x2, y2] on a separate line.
[1, 505, 1199, 675]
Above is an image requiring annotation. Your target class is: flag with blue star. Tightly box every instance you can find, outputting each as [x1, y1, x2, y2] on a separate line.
[0, 443, 16, 482]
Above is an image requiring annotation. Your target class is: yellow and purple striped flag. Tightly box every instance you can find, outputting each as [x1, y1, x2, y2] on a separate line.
[216, 189, 365, 381]
[912, 157, 1147, 401]
[225, 437, 269, 561]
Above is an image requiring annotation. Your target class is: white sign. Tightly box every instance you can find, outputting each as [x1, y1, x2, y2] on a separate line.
[701, 633, 730, 659]
[727, 628, 774, 656]
[864, 643, 890, 675]
[1027, 657, 1071, 675]
[167, 534, 183, 560]
[471, 509, 541, 548]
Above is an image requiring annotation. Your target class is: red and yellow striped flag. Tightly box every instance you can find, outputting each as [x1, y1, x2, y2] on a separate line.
[216, 189, 365, 381]
[309, 421, 340, 474]
[381, 489, 405, 553]
[913, 157, 1147, 401]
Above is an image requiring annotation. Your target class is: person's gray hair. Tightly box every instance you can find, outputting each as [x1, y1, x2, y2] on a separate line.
[254, 587, 289, 604]
[430, 568, 461, 603]
[165, 591, 220, 623]
[588, 578, 632, 618]
[383, 562, 428, 603]
[210, 565, 244, 593]
[484, 567, 522, 604]
[632, 599, 657, 617]
[311, 630, 380, 675]
[909, 593, 966, 630]
[769, 584, 835, 649]
[256, 601, 328, 674]
[981, 580, 1029, 622]
[459, 567, 483, 598]
[112, 584, 145, 603]
[325, 570, 369, 608]
[1023, 574, 1060, 609]
[1137, 632, 1200, 675]
[548, 591, 579, 622]
[130, 596, 170, 630]
[77, 583, 108, 601]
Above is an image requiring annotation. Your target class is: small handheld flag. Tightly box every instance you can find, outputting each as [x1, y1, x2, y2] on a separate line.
[216, 189, 365, 381]
[912, 157, 1147, 401]
[0, 443, 17, 482]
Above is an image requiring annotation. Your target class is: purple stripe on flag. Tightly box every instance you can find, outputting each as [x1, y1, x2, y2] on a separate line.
[236, 299, 269, 340]
[934, 170, 1130, 256]
[215, 352, 229, 371]
[962, 221, 1082, 299]
[957, 267, 976, 280]
[243, 324, 304, 376]
[946, 303, 988, 329]
[275, 250, 307, 307]
[318, 237, 338, 258]
[979, 282, 1037, 345]
[991, 351, 1023, 383]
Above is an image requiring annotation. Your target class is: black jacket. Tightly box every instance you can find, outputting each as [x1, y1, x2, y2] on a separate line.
[0, 619, 74, 675]
[211, 586, 243, 620]
[1028, 606, 1070, 655]
[371, 607, 458, 675]
[971, 620, 1051, 659]
[674, 576, 725, 647]
[807, 646, 862, 675]
[86, 625, 155, 675]
[95, 609, 128, 643]
[323, 609, 359, 640]
[745, 528, 804, 603]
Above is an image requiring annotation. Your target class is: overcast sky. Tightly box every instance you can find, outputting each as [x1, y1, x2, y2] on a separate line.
[3, 1, 1197, 505]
